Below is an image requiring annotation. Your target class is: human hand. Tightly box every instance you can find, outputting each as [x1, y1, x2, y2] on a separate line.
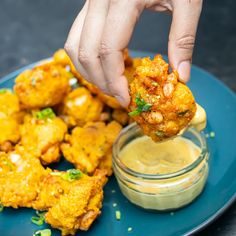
[65, 0, 202, 107]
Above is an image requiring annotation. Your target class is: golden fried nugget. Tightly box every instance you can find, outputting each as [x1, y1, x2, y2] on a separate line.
[20, 111, 67, 165]
[33, 169, 107, 235]
[53, 49, 83, 82]
[14, 62, 71, 109]
[128, 55, 196, 142]
[59, 87, 104, 127]
[0, 90, 22, 151]
[0, 89, 20, 116]
[61, 121, 122, 175]
[0, 115, 20, 152]
[0, 146, 50, 208]
[45, 170, 106, 235]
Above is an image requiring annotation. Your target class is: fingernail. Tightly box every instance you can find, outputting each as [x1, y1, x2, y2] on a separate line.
[177, 61, 191, 82]
[114, 95, 128, 108]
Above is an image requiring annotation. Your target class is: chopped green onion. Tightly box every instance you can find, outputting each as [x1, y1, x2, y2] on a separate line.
[128, 227, 132, 232]
[0, 204, 4, 212]
[128, 110, 140, 117]
[62, 169, 82, 181]
[0, 89, 9, 94]
[33, 229, 51, 236]
[115, 210, 121, 220]
[51, 169, 82, 182]
[128, 94, 152, 117]
[209, 131, 215, 138]
[31, 211, 46, 226]
[36, 108, 56, 120]
[205, 132, 215, 139]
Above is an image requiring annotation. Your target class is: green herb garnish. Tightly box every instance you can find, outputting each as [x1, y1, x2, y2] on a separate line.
[128, 94, 152, 117]
[0, 89, 8, 94]
[0, 204, 4, 212]
[31, 211, 46, 226]
[115, 210, 121, 220]
[36, 108, 56, 120]
[209, 131, 215, 138]
[33, 229, 51, 236]
[62, 169, 83, 181]
[50, 169, 83, 182]
[128, 227, 132, 232]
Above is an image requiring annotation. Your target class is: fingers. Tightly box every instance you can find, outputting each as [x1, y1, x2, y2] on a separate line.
[78, 0, 110, 93]
[168, 0, 202, 82]
[100, 0, 145, 107]
[64, 1, 89, 80]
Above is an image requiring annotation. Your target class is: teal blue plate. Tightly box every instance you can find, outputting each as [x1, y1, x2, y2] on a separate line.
[0, 51, 235, 236]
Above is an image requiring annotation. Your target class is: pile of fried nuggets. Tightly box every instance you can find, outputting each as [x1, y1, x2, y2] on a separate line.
[0, 49, 139, 235]
[0, 48, 197, 235]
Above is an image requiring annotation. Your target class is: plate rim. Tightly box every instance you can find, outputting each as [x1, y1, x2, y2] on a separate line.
[0, 51, 235, 236]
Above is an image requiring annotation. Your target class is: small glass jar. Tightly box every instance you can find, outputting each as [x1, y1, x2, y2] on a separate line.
[112, 123, 209, 211]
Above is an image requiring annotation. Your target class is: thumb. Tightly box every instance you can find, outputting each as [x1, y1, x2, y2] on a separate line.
[168, 0, 202, 82]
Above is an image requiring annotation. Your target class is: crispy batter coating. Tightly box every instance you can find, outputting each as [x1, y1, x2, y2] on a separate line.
[0, 146, 50, 208]
[53, 49, 82, 81]
[0, 145, 106, 235]
[0, 115, 20, 152]
[129, 55, 196, 142]
[14, 63, 71, 109]
[33, 169, 107, 235]
[59, 87, 104, 127]
[0, 89, 20, 116]
[46, 170, 106, 235]
[20, 114, 67, 165]
[61, 121, 122, 175]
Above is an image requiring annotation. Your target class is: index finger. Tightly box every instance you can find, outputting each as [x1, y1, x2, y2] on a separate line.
[99, 0, 144, 107]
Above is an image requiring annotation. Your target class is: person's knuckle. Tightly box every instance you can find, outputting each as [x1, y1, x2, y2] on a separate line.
[64, 42, 73, 56]
[99, 42, 114, 58]
[175, 34, 195, 50]
[78, 47, 90, 66]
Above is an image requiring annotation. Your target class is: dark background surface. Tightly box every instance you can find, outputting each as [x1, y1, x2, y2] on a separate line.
[0, 0, 235, 235]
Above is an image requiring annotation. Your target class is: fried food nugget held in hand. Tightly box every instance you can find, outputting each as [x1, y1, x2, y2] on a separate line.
[20, 108, 67, 165]
[59, 87, 104, 127]
[61, 121, 122, 175]
[128, 55, 196, 142]
[33, 169, 107, 235]
[14, 63, 71, 109]
[0, 146, 50, 208]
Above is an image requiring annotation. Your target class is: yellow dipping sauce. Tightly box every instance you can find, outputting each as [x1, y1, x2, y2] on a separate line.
[120, 136, 200, 175]
[113, 125, 209, 211]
